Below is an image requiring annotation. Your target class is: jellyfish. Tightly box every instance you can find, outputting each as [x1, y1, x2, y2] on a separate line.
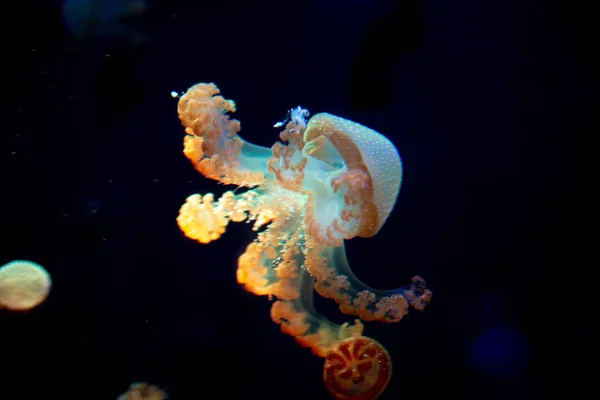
[0, 260, 52, 311]
[175, 83, 432, 400]
[117, 382, 167, 400]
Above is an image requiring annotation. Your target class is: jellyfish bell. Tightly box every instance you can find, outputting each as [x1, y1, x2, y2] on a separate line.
[323, 336, 392, 400]
[301, 113, 403, 244]
[0, 260, 52, 311]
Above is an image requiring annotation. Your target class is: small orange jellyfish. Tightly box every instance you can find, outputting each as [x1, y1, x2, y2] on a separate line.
[324, 337, 391, 400]
[175, 83, 432, 399]
[0, 260, 52, 311]
[117, 382, 167, 400]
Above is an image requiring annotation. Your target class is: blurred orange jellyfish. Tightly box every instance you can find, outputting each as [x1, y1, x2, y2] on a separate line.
[117, 382, 167, 400]
[0, 260, 52, 311]
[175, 83, 432, 399]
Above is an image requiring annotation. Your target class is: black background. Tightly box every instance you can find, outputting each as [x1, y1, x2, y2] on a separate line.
[1, 0, 595, 399]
